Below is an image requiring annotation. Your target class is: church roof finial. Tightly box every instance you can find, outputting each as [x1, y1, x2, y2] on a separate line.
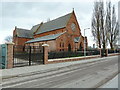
[72, 8, 75, 13]
[72, 8, 74, 11]
[15, 26, 17, 29]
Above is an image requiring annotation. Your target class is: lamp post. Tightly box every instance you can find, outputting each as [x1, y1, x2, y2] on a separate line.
[84, 28, 90, 57]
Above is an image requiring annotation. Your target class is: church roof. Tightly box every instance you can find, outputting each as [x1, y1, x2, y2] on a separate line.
[16, 28, 33, 38]
[31, 24, 40, 33]
[26, 32, 65, 43]
[74, 37, 80, 43]
[35, 12, 72, 35]
[14, 11, 73, 39]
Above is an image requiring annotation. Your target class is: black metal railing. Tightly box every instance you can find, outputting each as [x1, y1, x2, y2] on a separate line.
[108, 49, 119, 54]
[13, 45, 43, 67]
[48, 50, 100, 59]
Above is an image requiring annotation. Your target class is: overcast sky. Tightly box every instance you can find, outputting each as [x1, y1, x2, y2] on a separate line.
[0, 0, 118, 47]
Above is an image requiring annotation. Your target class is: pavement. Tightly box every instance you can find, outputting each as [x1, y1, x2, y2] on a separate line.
[1, 55, 115, 79]
[1, 55, 119, 88]
[99, 73, 119, 88]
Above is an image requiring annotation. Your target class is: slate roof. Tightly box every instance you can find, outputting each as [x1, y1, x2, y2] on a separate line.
[16, 28, 33, 38]
[26, 32, 65, 43]
[31, 24, 40, 33]
[15, 12, 73, 40]
[35, 12, 72, 35]
[74, 37, 80, 43]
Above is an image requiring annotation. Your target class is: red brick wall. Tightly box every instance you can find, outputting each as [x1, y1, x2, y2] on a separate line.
[56, 33, 75, 52]
[56, 33, 68, 51]
[25, 40, 57, 52]
[48, 55, 101, 64]
[66, 11, 81, 37]
[47, 40, 56, 52]
[77, 36, 84, 50]
[14, 37, 31, 46]
[34, 28, 66, 38]
[13, 29, 32, 46]
[7, 43, 14, 69]
[18, 38, 31, 46]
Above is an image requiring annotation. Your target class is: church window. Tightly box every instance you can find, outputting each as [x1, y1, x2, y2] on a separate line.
[71, 23, 76, 31]
[62, 43, 64, 47]
[60, 42, 61, 47]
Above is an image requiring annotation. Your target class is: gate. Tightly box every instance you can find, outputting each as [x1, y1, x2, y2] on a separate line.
[0, 44, 7, 69]
[13, 45, 43, 67]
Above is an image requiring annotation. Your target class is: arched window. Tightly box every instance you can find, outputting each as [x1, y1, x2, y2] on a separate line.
[68, 44, 71, 52]
[71, 23, 76, 31]
[62, 43, 64, 47]
[60, 42, 61, 47]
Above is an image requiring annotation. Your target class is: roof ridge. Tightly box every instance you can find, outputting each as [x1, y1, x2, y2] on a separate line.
[33, 22, 43, 34]
[43, 12, 72, 24]
[16, 28, 30, 31]
[35, 12, 72, 35]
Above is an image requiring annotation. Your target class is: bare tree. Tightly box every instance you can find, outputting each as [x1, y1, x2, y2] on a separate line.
[91, 1, 102, 48]
[92, 1, 119, 50]
[4, 36, 13, 43]
[106, 2, 119, 50]
[99, 1, 108, 50]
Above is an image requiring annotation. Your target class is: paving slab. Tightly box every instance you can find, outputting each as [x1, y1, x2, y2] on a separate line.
[99, 74, 119, 88]
[2, 55, 118, 79]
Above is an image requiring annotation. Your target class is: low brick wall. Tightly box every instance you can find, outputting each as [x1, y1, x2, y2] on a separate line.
[48, 53, 120, 64]
[48, 55, 100, 64]
[108, 53, 120, 56]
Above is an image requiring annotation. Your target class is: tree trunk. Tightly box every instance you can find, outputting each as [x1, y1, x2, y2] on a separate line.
[110, 42, 114, 50]
[103, 42, 106, 50]
[98, 40, 101, 48]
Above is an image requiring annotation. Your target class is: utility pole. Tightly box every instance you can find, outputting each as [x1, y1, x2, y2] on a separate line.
[84, 28, 90, 57]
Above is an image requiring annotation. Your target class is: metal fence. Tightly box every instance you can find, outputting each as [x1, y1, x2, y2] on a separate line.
[13, 45, 44, 67]
[48, 50, 100, 59]
[108, 49, 120, 54]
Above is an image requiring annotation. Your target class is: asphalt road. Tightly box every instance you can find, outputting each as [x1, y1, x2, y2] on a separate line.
[3, 56, 119, 88]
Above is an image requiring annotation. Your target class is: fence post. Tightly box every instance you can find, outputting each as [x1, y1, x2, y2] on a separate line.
[42, 44, 49, 64]
[29, 46, 31, 66]
[99, 48, 102, 57]
[106, 49, 108, 57]
[6, 42, 14, 69]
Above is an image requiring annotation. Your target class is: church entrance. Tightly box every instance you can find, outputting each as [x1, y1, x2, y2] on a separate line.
[68, 44, 71, 52]
[79, 43, 83, 51]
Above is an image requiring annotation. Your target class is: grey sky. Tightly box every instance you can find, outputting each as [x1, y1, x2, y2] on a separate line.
[0, 0, 118, 47]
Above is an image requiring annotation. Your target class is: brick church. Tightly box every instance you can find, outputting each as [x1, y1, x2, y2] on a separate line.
[13, 10, 88, 52]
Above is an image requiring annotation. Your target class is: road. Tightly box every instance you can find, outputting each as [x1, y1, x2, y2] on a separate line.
[2, 56, 119, 88]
